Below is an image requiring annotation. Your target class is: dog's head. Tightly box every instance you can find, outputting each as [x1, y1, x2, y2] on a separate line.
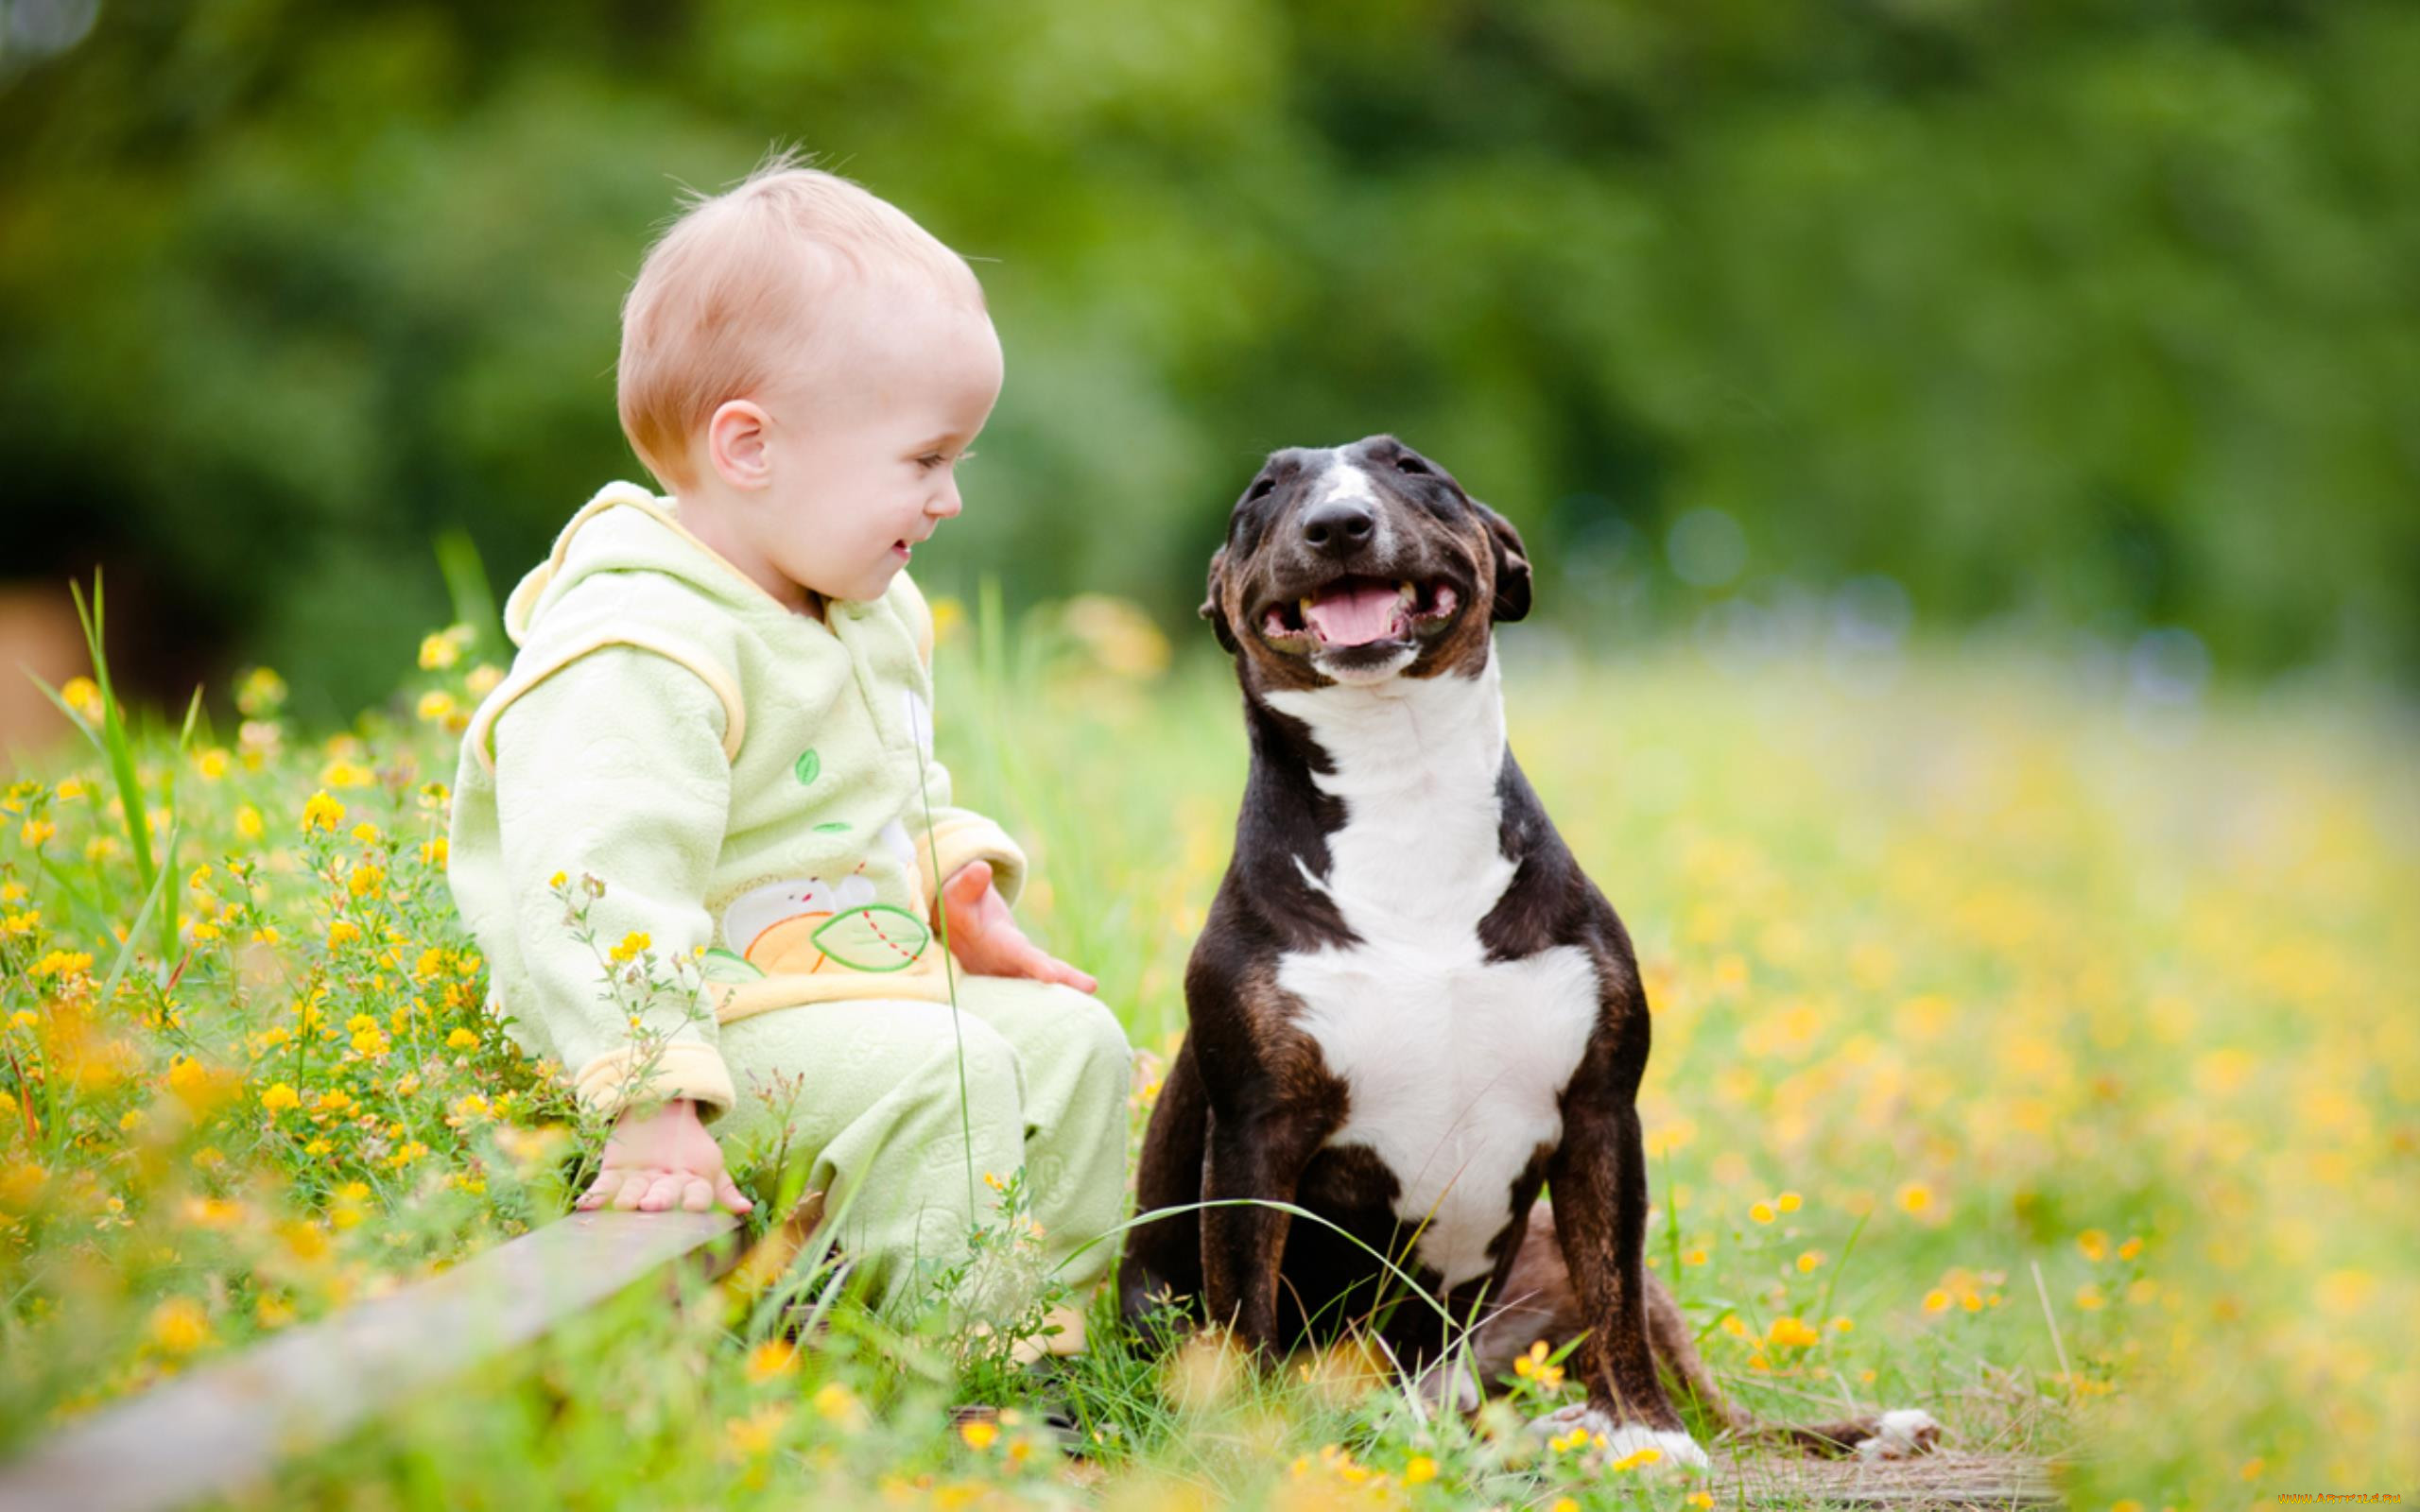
[1201, 435, 1530, 690]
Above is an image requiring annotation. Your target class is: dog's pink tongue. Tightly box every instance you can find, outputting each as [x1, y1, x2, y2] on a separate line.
[1303, 581, 1404, 645]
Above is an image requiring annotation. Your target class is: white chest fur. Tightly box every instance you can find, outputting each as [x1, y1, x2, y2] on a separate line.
[1264, 656, 1601, 1289]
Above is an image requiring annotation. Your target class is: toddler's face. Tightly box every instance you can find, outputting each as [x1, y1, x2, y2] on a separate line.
[734, 278, 1003, 607]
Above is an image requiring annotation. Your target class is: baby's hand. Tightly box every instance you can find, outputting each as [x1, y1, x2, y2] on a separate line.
[574, 1097, 753, 1215]
[938, 861, 1098, 994]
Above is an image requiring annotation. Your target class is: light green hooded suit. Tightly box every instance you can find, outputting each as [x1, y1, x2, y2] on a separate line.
[448, 481, 1130, 1305]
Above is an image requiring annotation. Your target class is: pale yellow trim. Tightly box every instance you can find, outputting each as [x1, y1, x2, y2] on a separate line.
[920, 813, 1029, 911]
[510, 481, 826, 638]
[891, 572, 937, 668]
[708, 968, 958, 1026]
[466, 630, 747, 775]
[572, 1039, 736, 1118]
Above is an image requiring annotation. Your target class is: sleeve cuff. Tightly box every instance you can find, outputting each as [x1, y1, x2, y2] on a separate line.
[570, 1040, 736, 1121]
[920, 811, 1029, 912]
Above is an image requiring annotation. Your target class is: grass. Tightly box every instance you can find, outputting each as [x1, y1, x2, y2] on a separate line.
[1, 587, 2413, 1509]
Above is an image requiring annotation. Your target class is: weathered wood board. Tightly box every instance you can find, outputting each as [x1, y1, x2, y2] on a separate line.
[0, 1211, 742, 1512]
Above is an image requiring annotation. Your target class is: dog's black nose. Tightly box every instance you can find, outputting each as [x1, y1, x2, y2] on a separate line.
[1301, 499, 1375, 557]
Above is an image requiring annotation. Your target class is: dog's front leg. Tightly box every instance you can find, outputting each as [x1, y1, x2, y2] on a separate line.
[1200, 1104, 1327, 1356]
[1545, 1011, 1707, 1469]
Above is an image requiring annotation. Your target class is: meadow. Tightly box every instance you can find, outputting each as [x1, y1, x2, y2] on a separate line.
[1, 588, 2412, 1508]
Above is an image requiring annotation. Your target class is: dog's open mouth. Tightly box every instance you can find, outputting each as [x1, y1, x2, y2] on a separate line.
[1260, 576, 1461, 651]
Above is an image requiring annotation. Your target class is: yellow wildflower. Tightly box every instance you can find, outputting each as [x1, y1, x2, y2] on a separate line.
[236, 666, 286, 716]
[1512, 1339, 1564, 1390]
[723, 1404, 786, 1459]
[415, 690, 457, 724]
[1796, 1249, 1824, 1272]
[234, 805, 265, 841]
[148, 1297, 212, 1354]
[301, 792, 345, 833]
[445, 1026, 480, 1049]
[1776, 1190, 1803, 1212]
[32, 950, 94, 979]
[1897, 1181, 1934, 1215]
[744, 1340, 797, 1382]
[813, 1381, 868, 1429]
[1403, 1455, 1437, 1485]
[260, 1083, 302, 1114]
[2077, 1228, 2110, 1263]
[19, 819, 56, 847]
[1768, 1316, 1821, 1349]
[60, 677, 103, 720]
[1749, 1200, 1776, 1225]
[609, 931, 650, 963]
[959, 1418, 998, 1451]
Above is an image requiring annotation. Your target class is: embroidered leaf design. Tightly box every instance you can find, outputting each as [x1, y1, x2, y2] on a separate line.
[810, 903, 931, 972]
[700, 948, 764, 985]
[793, 748, 821, 786]
[812, 821, 851, 834]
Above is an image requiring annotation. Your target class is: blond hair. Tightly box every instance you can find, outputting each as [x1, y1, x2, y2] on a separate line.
[615, 150, 978, 490]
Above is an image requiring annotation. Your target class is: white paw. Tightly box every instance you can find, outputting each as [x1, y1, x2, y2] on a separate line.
[1856, 1407, 1943, 1461]
[1529, 1405, 1711, 1471]
[1412, 1357, 1481, 1416]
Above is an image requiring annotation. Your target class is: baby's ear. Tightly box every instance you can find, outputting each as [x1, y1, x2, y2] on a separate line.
[1201, 548, 1238, 655]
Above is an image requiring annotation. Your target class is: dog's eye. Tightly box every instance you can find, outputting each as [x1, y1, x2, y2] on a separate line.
[1245, 476, 1277, 502]
[1393, 455, 1431, 476]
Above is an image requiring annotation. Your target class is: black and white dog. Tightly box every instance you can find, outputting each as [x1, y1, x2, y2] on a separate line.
[1121, 436, 1939, 1467]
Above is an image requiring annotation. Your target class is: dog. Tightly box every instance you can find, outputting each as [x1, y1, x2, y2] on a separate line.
[1119, 435, 1940, 1467]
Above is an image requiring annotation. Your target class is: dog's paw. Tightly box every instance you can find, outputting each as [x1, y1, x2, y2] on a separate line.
[1855, 1408, 1944, 1461]
[1411, 1357, 1481, 1417]
[1529, 1404, 1710, 1471]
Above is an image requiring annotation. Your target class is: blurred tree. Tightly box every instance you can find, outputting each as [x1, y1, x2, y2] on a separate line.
[1, 0, 2413, 714]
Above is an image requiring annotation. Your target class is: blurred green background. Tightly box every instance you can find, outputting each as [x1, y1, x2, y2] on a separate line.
[3, 0, 2415, 724]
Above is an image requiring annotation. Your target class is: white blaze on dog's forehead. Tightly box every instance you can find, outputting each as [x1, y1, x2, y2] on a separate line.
[1309, 457, 1381, 508]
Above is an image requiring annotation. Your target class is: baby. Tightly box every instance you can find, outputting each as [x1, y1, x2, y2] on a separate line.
[446, 154, 1132, 1310]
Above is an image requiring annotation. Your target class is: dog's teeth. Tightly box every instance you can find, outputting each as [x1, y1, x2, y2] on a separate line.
[1397, 581, 1416, 604]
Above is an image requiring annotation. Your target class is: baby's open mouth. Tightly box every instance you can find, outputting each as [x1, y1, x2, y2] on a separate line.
[1260, 576, 1460, 649]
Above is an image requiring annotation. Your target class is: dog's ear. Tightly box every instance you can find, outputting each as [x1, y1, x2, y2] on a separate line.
[1201, 547, 1239, 654]
[1475, 502, 1532, 624]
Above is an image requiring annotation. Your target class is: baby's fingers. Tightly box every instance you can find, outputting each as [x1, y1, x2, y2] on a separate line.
[677, 1175, 715, 1212]
[575, 1168, 629, 1211]
[716, 1172, 753, 1215]
[635, 1172, 690, 1211]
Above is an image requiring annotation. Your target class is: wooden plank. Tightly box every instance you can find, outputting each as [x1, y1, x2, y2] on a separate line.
[0, 1211, 743, 1512]
[1719, 1451, 2064, 1510]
